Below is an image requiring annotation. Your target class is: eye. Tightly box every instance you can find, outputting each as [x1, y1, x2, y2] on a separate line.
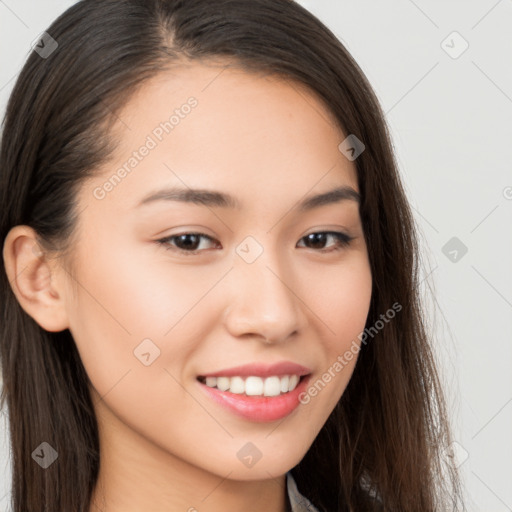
[156, 230, 354, 256]
[156, 233, 220, 255]
[297, 231, 354, 252]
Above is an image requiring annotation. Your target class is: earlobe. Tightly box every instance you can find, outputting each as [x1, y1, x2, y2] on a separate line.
[2, 225, 70, 332]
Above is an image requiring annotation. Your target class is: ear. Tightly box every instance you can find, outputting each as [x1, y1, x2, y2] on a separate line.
[2, 225, 70, 332]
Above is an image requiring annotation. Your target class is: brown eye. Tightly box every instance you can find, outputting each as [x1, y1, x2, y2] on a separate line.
[297, 231, 354, 252]
[157, 233, 220, 254]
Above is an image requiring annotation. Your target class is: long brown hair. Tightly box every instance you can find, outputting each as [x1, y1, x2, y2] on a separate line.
[0, 0, 464, 510]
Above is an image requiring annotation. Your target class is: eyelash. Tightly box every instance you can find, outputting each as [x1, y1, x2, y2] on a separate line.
[156, 231, 354, 256]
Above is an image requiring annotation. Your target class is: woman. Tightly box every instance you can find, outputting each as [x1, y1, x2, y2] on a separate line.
[0, 0, 465, 510]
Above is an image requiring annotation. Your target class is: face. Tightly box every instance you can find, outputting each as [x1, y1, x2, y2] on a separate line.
[61, 62, 372, 481]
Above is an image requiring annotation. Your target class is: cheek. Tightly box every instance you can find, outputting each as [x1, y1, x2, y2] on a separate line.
[70, 235, 224, 334]
[297, 255, 372, 411]
[306, 254, 372, 346]
[64, 238, 228, 395]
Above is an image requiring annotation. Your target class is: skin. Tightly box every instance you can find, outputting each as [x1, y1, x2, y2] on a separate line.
[3, 61, 372, 512]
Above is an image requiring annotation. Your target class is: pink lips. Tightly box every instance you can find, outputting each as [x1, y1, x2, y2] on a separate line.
[196, 361, 312, 422]
[197, 361, 312, 378]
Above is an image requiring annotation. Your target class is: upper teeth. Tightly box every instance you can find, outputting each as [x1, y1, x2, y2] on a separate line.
[204, 375, 300, 397]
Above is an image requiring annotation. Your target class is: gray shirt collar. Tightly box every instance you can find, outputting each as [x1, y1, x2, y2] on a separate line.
[286, 471, 321, 512]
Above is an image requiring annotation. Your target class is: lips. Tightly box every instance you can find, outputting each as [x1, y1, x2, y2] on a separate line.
[197, 361, 312, 378]
[196, 361, 313, 422]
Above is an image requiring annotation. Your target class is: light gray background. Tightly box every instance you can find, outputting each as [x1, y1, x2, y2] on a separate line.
[1, 1, 511, 510]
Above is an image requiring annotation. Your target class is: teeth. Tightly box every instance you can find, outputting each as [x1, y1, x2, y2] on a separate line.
[216, 376, 230, 391]
[205, 376, 217, 388]
[229, 376, 245, 394]
[263, 376, 281, 397]
[288, 374, 299, 391]
[202, 374, 302, 397]
[245, 376, 264, 396]
[280, 375, 289, 393]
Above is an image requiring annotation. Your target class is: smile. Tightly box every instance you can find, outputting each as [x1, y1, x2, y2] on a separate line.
[197, 374, 311, 422]
[197, 374, 301, 397]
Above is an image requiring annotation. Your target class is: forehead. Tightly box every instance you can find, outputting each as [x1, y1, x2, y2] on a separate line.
[82, 61, 358, 214]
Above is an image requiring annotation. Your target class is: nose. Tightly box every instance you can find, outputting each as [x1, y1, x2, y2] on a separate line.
[222, 250, 307, 344]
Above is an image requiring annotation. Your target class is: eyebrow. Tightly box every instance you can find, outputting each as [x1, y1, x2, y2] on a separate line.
[137, 185, 360, 211]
